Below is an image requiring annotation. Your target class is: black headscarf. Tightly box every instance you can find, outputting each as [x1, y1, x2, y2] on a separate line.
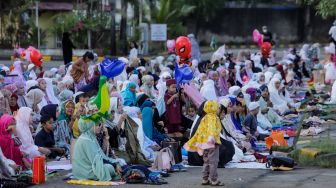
[40, 104, 58, 121]
[136, 94, 150, 107]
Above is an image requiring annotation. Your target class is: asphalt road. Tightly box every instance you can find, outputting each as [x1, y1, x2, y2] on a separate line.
[35, 167, 336, 188]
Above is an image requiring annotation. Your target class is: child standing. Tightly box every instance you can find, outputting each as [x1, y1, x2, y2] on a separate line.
[184, 100, 224, 186]
[164, 79, 185, 138]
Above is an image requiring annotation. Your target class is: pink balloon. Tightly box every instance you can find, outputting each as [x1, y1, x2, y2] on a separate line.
[166, 39, 175, 54]
[252, 29, 263, 47]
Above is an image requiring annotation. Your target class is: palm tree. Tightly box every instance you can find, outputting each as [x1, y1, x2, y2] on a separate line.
[150, 0, 196, 38]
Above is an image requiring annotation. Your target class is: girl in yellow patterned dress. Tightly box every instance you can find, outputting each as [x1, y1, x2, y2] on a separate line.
[184, 100, 224, 186]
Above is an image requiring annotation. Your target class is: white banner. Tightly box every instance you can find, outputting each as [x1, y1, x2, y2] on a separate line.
[151, 24, 167, 41]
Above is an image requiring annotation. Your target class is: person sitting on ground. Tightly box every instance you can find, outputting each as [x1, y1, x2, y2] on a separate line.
[72, 119, 122, 181]
[242, 102, 267, 141]
[35, 115, 65, 159]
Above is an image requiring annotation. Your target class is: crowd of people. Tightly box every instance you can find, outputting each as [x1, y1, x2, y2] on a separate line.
[1, 31, 336, 186]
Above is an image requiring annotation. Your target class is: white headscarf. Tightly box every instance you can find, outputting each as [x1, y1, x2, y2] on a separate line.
[228, 86, 241, 96]
[25, 88, 45, 109]
[235, 65, 243, 84]
[15, 107, 41, 159]
[43, 78, 60, 105]
[200, 79, 217, 101]
[264, 71, 274, 84]
[268, 78, 289, 114]
[25, 80, 38, 92]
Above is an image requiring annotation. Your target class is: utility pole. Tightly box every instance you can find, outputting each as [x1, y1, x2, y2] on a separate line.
[110, 0, 116, 56]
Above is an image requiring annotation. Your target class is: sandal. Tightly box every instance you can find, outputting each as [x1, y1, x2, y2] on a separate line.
[211, 181, 225, 186]
[202, 179, 210, 185]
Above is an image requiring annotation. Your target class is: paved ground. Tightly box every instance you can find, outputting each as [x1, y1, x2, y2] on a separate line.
[34, 167, 336, 188]
[6, 48, 333, 188]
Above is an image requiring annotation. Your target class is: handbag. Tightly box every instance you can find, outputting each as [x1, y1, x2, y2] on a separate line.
[161, 141, 182, 163]
[152, 147, 175, 170]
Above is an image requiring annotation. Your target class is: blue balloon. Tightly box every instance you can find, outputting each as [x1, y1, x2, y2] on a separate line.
[100, 58, 125, 78]
[175, 63, 193, 87]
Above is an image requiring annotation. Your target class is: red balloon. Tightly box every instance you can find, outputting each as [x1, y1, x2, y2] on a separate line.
[261, 42, 272, 58]
[30, 49, 43, 67]
[175, 36, 191, 59]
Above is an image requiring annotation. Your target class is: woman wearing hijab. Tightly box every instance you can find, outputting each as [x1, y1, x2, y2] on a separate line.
[0, 114, 29, 169]
[37, 78, 59, 106]
[140, 75, 158, 101]
[216, 67, 229, 96]
[15, 107, 50, 159]
[137, 94, 168, 144]
[73, 119, 122, 181]
[123, 106, 160, 162]
[243, 60, 254, 81]
[208, 70, 221, 97]
[58, 89, 74, 103]
[9, 93, 19, 114]
[200, 79, 218, 101]
[219, 98, 246, 143]
[259, 85, 282, 125]
[129, 74, 140, 91]
[54, 100, 75, 156]
[25, 88, 44, 113]
[0, 89, 12, 116]
[15, 81, 28, 108]
[121, 82, 137, 106]
[268, 78, 290, 115]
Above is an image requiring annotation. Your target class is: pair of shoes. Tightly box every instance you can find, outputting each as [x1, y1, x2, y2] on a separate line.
[201, 179, 210, 185]
[210, 180, 225, 186]
[171, 164, 187, 172]
[145, 176, 168, 185]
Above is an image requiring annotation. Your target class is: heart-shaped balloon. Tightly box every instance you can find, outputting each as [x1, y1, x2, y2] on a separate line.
[100, 58, 125, 79]
[30, 49, 43, 67]
[175, 63, 193, 87]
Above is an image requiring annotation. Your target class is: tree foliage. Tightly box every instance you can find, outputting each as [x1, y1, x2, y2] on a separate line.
[150, 0, 196, 38]
[304, 0, 336, 19]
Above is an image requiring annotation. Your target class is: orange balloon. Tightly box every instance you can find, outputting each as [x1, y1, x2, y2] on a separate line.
[175, 36, 191, 59]
[30, 49, 43, 67]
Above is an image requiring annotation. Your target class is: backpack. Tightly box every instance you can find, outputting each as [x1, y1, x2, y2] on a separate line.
[152, 147, 175, 170]
[266, 156, 295, 171]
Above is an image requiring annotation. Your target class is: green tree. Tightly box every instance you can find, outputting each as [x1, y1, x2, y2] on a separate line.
[0, 0, 33, 48]
[151, 0, 196, 38]
[304, 0, 336, 19]
[185, 0, 226, 36]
